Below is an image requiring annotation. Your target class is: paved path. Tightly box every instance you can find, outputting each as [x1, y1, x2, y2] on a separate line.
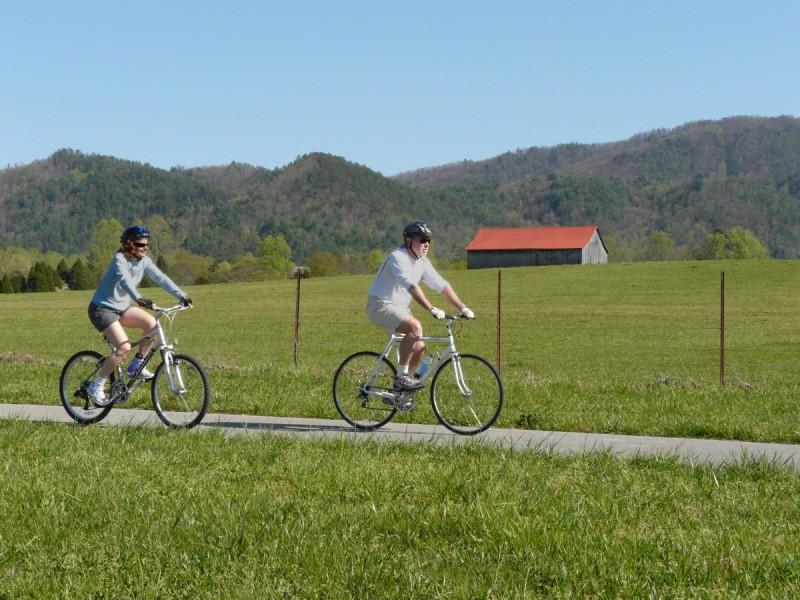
[2, 403, 800, 470]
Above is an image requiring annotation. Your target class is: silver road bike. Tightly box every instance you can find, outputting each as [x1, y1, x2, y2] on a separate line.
[59, 304, 210, 429]
[333, 315, 503, 435]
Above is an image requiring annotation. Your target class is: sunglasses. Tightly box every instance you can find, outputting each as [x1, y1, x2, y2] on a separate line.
[417, 237, 431, 244]
[133, 242, 150, 248]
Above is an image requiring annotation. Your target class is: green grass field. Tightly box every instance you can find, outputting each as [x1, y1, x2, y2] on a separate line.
[1, 420, 799, 598]
[1, 259, 799, 441]
[2, 259, 799, 596]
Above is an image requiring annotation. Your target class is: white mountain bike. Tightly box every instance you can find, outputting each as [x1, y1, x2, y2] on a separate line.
[59, 304, 210, 429]
[333, 315, 503, 435]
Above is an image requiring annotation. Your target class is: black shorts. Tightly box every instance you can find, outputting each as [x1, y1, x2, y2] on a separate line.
[88, 303, 126, 333]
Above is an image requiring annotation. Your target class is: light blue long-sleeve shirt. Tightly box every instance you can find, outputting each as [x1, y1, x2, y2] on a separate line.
[91, 252, 186, 311]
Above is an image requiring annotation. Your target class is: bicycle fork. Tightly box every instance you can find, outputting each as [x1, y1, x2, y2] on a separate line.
[160, 349, 187, 395]
[450, 354, 473, 397]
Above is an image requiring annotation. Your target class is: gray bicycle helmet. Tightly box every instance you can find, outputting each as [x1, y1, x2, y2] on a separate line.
[403, 221, 433, 240]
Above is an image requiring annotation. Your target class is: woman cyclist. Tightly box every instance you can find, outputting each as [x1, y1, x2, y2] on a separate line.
[85, 225, 191, 406]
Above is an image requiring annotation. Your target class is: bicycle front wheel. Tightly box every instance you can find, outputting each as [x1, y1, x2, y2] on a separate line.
[151, 353, 210, 429]
[430, 354, 503, 435]
[59, 350, 114, 425]
[333, 351, 397, 431]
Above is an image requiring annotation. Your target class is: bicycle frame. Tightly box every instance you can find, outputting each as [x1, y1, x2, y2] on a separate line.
[105, 305, 189, 402]
[363, 316, 472, 403]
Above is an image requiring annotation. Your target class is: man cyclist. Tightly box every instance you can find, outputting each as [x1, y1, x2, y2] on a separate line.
[367, 221, 474, 390]
[85, 225, 191, 406]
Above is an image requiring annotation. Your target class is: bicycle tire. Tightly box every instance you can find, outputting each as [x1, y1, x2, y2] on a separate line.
[59, 350, 114, 425]
[430, 353, 504, 435]
[151, 353, 210, 429]
[333, 351, 397, 431]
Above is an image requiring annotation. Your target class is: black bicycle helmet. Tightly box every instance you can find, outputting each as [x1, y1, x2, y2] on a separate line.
[403, 221, 433, 240]
[120, 225, 150, 243]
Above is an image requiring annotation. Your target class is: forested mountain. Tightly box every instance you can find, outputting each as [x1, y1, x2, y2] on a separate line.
[0, 150, 513, 260]
[395, 116, 800, 187]
[1, 116, 799, 261]
[394, 116, 800, 258]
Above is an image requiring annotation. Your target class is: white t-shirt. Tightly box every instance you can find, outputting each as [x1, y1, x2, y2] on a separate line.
[368, 245, 448, 307]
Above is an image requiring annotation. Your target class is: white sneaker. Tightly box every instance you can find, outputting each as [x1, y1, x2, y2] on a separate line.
[127, 359, 154, 380]
[86, 379, 110, 407]
[128, 366, 154, 380]
[393, 373, 424, 391]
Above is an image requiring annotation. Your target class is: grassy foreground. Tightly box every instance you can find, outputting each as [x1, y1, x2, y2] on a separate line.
[0, 259, 798, 441]
[1, 420, 799, 598]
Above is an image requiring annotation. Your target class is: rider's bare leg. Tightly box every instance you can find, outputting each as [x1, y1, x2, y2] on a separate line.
[98, 321, 131, 379]
[119, 307, 157, 356]
[395, 315, 426, 373]
[97, 308, 157, 378]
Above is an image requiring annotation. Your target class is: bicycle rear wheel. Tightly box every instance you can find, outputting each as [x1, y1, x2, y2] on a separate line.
[151, 353, 210, 429]
[59, 350, 114, 425]
[333, 351, 397, 430]
[430, 354, 503, 435]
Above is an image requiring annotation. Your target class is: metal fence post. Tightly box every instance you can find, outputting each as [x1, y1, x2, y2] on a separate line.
[294, 272, 301, 367]
[720, 270, 725, 385]
[496, 269, 502, 374]
[289, 266, 309, 367]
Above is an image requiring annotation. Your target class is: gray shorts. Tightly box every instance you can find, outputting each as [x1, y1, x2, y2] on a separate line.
[366, 296, 410, 333]
[88, 303, 126, 332]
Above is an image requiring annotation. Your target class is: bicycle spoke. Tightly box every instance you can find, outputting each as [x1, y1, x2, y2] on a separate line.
[431, 354, 503, 435]
[59, 350, 114, 425]
[151, 354, 210, 429]
[333, 352, 397, 430]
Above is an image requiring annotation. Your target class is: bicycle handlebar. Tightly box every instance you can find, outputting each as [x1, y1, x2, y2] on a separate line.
[154, 304, 192, 315]
[446, 314, 475, 321]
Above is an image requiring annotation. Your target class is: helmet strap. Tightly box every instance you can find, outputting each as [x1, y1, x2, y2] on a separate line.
[405, 237, 420, 260]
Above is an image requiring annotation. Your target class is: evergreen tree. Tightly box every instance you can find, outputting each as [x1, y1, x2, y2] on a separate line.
[67, 258, 96, 290]
[0, 274, 14, 294]
[9, 273, 25, 293]
[25, 261, 60, 292]
[56, 258, 70, 281]
[25, 263, 42, 292]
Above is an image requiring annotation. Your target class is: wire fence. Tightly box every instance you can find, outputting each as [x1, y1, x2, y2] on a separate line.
[270, 266, 799, 388]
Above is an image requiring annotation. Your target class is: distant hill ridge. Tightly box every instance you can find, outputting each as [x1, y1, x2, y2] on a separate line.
[1, 115, 798, 260]
[394, 115, 800, 187]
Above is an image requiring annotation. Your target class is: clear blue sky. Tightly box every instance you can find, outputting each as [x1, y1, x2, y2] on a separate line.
[1, 0, 798, 175]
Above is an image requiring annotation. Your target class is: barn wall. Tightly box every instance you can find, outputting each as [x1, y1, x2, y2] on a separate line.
[582, 232, 608, 264]
[467, 249, 582, 269]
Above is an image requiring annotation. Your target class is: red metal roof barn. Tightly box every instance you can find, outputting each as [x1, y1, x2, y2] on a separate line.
[466, 226, 608, 269]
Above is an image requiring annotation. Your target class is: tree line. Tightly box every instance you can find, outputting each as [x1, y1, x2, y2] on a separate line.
[0, 217, 444, 293]
[0, 217, 769, 294]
